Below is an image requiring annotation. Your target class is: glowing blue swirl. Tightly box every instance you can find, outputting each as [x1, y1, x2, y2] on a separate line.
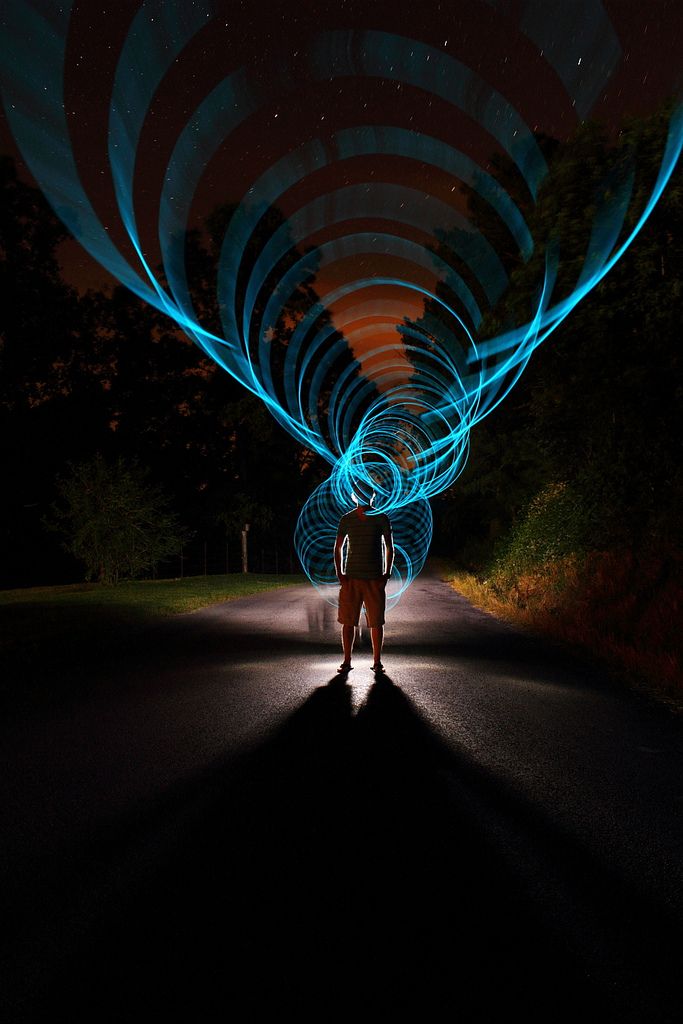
[295, 476, 433, 606]
[1, 0, 681, 603]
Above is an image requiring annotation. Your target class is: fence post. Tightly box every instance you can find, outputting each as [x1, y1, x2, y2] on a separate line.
[241, 524, 250, 573]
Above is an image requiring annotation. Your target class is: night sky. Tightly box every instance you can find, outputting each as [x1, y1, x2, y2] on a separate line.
[2, 0, 682, 296]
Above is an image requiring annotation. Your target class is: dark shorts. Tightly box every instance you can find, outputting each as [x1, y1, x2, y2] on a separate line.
[337, 577, 386, 627]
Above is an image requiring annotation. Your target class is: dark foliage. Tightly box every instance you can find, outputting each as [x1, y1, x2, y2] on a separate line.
[428, 102, 683, 567]
[46, 455, 183, 584]
[0, 159, 343, 586]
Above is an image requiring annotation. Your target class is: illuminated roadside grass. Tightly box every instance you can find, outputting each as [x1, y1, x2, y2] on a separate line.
[0, 574, 304, 615]
[0, 574, 304, 675]
[436, 558, 683, 709]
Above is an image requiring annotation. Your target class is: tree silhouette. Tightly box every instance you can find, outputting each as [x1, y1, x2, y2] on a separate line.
[47, 455, 183, 585]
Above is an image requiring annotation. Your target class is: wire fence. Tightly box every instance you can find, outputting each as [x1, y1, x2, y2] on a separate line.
[156, 536, 301, 579]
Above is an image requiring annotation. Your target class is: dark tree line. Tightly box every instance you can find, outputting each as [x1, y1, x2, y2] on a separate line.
[412, 102, 683, 572]
[0, 155, 364, 587]
[395, 102, 683, 692]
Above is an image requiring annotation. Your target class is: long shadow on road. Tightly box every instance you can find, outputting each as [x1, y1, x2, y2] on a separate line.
[15, 673, 680, 1021]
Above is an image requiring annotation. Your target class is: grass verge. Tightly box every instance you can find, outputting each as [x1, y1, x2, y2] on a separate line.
[435, 556, 683, 711]
[0, 574, 304, 684]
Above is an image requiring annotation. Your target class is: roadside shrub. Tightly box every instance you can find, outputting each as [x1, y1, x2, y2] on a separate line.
[46, 455, 184, 584]
[487, 481, 587, 594]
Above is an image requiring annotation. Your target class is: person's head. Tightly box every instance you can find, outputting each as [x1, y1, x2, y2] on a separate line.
[352, 484, 375, 507]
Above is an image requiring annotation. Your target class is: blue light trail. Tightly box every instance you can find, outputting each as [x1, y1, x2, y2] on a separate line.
[1, 0, 680, 603]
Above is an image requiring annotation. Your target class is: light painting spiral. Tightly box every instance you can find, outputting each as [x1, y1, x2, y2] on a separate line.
[2, 1, 681, 606]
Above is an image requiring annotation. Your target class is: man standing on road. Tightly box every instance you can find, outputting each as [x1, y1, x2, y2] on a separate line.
[334, 486, 394, 674]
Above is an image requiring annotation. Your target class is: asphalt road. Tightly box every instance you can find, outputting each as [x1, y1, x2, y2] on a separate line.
[2, 572, 682, 1020]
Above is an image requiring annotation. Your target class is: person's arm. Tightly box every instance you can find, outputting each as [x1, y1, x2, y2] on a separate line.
[334, 533, 346, 582]
[382, 521, 394, 582]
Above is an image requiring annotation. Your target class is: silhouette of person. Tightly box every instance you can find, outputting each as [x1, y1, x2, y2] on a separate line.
[334, 486, 394, 674]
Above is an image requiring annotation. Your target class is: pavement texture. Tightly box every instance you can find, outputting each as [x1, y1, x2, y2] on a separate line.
[1, 571, 682, 1020]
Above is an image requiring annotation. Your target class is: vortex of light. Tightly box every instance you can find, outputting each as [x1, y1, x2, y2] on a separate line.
[2, 1, 681, 603]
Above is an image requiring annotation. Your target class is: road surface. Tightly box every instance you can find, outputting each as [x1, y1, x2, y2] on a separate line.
[2, 572, 682, 1019]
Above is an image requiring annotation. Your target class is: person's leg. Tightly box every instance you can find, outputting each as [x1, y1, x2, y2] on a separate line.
[364, 579, 386, 669]
[342, 624, 355, 664]
[370, 625, 384, 665]
[337, 579, 361, 669]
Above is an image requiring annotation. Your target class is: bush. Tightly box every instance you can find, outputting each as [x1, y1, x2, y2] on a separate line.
[487, 481, 588, 592]
[46, 455, 183, 584]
